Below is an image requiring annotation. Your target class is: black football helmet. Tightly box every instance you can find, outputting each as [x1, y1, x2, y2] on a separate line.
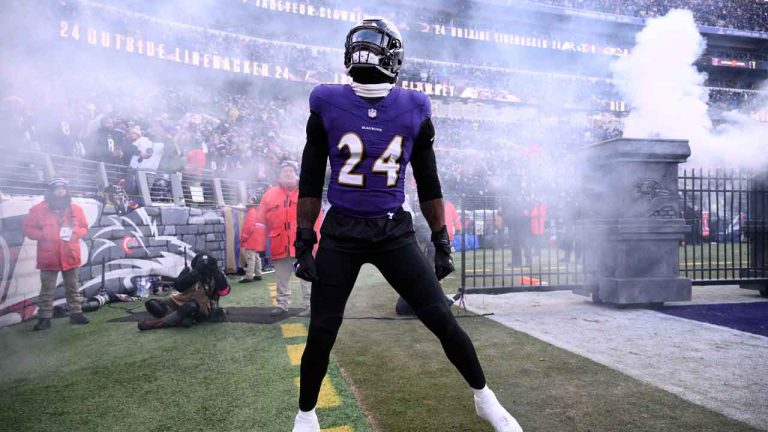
[344, 17, 404, 81]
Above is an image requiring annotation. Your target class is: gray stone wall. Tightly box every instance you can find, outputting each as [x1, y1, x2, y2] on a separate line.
[77, 205, 227, 295]
[0, 197, 228, 310]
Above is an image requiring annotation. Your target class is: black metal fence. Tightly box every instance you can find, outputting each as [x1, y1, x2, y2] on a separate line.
[458, 194, 587, 294]
[678, 169, 768, 287]
[459, 168, 768, 294]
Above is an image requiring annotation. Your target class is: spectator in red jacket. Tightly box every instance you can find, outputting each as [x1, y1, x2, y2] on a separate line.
[22, 178, 90, 330]
[256, 162, 321, 316]
[444, 200, 461, 242]
[239, 195, 266, 283]
[185, 147, 207, 176]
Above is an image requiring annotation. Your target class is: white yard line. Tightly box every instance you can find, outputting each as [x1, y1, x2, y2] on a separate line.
[464, 286, 768, 430]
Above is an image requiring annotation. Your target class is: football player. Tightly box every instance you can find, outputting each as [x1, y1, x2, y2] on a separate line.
[291, 18, 523, 432]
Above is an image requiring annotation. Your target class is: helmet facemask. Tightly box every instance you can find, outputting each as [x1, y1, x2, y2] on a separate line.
[344, 19, 404, 84]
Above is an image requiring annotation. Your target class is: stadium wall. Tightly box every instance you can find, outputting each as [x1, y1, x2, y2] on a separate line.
[0, 196, 238, 328]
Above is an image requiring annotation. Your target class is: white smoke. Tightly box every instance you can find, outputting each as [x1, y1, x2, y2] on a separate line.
[611, 10, 710, 143]
[611, 9, 768, 169]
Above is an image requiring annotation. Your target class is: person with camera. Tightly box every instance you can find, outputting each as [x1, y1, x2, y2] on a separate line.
[137, 252, 231, 331]
[23, 178, 90, 331]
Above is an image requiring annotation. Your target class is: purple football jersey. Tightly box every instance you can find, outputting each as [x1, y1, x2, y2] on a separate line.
[310, 84, 430, 218]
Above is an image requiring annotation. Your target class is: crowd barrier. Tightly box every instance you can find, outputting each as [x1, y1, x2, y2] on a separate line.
[0, 150, 266, 209]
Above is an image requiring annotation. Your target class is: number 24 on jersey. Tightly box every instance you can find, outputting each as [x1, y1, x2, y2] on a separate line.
[337, 133, 403, 187]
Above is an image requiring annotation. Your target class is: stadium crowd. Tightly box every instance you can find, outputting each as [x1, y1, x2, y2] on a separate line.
[56, 1, 764, 110]
[0, 80, 621, 198]
[537, 0, 768, 32]
[63, 1, 765, 95]
[433, 116, 621, 194]
[0, 0, 762, 199]
[0, 80, 305, 182]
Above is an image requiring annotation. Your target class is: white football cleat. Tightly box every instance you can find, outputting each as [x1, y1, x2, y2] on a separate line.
[474, 387, 523, 432]
[292, 409, 320, 432]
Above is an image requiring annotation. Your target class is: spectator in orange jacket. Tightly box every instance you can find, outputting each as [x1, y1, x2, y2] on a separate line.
[444, 200, 460, 242]
[256, 162, 322, 316]
[239, 195, 266, 283]
[530, 203, 548, 237]
[22, 178, 90, 331]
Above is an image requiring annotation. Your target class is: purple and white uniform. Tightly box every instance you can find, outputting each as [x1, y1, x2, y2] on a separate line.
[309, 84, 431, 219]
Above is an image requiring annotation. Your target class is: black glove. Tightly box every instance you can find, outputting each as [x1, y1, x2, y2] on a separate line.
[431, 225, 455, 280]
[293, 227, 319, 283]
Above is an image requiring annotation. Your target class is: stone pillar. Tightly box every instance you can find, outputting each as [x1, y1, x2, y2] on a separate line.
[170, 173, 185, 206]
[213, 178, 226, 207]
[576, 138, 691, 305]
[136, 171, 152, 205]
[740, 174, 768, 296]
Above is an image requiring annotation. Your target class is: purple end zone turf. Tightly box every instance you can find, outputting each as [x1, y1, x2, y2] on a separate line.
[659, 302, 768, 337]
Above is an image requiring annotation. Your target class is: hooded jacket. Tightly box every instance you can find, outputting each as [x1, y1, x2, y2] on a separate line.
[240, 205, 267, 252]
[254, 185, 322, 260]
[22, 200, 89, 271]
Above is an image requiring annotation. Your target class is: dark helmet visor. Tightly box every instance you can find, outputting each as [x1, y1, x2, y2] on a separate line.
[351, 28, 390, 47]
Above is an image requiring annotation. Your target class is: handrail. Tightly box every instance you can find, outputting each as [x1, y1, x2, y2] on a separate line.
[0, 150, 268, 208]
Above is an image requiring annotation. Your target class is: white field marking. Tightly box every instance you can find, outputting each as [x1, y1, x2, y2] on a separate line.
[464, 285, 768, 430]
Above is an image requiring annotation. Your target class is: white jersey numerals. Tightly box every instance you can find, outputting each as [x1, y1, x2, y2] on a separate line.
[337, 133, 365, 187]
[372, 135, 403, 186]
[337, 133, 404, 188]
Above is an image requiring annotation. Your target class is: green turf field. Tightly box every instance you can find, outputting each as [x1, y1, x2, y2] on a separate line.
[460, 242, 754, 288]
[0, 277, 370, 432]
[332, 263, 761, 432]
[0, 263, 761, 432]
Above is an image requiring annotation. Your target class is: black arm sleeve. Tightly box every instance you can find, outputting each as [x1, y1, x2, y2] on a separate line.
[174, 267, 200, 292]
[410, 118, 443, 202]
[298, 111, 329, 199]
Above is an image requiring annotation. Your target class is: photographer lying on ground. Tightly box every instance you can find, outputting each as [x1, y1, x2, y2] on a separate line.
[138, 252, 230, 331]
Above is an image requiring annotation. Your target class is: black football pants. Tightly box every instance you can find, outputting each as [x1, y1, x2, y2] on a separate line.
[298, 238, 486, 411]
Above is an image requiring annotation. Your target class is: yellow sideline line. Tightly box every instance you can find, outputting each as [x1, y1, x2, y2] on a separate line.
[281, 323, 343, 407]
[294, 376, 342, 409]
[281, 323, 309, 338]
[281, 323, 347, 427]
[269, 282, 277, 305]
[286, 343, 305, 366]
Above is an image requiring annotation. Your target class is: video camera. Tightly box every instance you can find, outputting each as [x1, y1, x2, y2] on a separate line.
[182, 252, 231, 301]
[192, 253, 218, 278]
